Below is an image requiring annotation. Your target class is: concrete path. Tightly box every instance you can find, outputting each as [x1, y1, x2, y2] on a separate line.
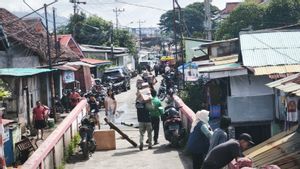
[65, 76, 192, 169]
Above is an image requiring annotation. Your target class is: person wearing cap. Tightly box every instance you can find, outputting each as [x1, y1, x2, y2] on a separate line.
[186, 110, 213, 169]
[202, 133, 255, 169]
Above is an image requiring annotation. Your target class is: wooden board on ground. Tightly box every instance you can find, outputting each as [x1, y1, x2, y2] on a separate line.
[104, 118, 138, 147]
[94, 130, 116, 151]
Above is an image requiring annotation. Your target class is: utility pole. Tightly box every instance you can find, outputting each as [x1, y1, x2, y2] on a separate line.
[53, 7, 59, 60]
[172, 0, 178, 61]
[70, 0, 86, 15]
[173, 0, 185, 88]
[44, 4, 56, 121]
[137, 20, 145, 51]
[110, 23, 114, 60]
[204, 0, 212, 40]
[113, 8, 125, 30]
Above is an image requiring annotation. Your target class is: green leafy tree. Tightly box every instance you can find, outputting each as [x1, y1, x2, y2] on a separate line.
[263, 0, 300, 28]
[215, 0, 300, 40]
[179, 77, 208, 112]
[58, 13, 136, 55]
[215, 2, 264, 40]
[159, 2, 219, 38]
[0, 80, 10, 100]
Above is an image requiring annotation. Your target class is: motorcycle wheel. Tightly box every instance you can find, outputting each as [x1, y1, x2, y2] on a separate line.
[82, 141, 89, 160]
[170, 136, 179, 148]
[89, 140, 96, 153]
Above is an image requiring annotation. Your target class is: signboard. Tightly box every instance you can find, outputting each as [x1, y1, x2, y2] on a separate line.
[63, 71, 75, 83]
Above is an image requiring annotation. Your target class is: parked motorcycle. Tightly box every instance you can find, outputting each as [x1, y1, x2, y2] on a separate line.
[158, 81, 167, 101]
[79, 115, 97, 159]
[92, 85, 107, 109]
[162, 105, 185, 147]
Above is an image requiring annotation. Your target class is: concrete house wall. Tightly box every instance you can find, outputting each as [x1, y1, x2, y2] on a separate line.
[0, 44, 49, 128]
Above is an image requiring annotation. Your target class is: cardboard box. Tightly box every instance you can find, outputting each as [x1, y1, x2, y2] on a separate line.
[93, 130, 116, 151]
[137, 88, 152, 101]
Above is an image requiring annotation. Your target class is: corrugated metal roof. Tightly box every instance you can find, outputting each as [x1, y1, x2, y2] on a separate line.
[0, 68, 52, 76]
[253, 65, 300, 75]
[266, 73, 300, 96]
[211, 54, 239, 65]
[240, 31, 300, 67]
[266, 73, 300, 88]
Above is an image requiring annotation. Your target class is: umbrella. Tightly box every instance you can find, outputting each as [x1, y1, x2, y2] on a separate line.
[160, 56, 175, 61]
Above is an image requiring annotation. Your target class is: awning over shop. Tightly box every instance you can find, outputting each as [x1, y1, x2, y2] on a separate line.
[52, 65, 78, 71]
[266, 73, 300, 96]
[252, 65, 300, 76]
[199, 63, 248, 79]
[66, 61, 95, 67]
[0, 68, 53, 77]
[198, 63, 244, 73]
[80, 58, 111, 66]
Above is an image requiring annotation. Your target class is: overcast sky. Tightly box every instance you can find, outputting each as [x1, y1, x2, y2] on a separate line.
[0, 0, 243, 27]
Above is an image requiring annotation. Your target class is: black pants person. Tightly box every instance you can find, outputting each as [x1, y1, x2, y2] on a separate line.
[192, 153, 205, 169]
[154, 70, 158, 77]
[151, 116, 160, 143]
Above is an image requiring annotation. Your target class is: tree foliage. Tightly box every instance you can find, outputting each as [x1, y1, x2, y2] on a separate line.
[179, 77, 209, 112]
[58, 13, 136, 54]
[263, 0, 300, 28]
[215, 3, 264, 40]
[159, 2, 219, 38]
[0, 80, 10, 100]
[215, 0, 300, 40]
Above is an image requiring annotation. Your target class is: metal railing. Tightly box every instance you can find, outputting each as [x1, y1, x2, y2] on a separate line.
[22, 100, 88, 169]
[174, 95, 196, 132]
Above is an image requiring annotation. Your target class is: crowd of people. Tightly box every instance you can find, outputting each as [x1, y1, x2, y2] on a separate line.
[186, 110, 255, 169]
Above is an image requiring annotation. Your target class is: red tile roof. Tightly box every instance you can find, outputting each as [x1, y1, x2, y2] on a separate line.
[221, 2, 240, 15]
[57, 34, 72, 47]
[0, 9, 80, 62]
[58, 34, 84, 57]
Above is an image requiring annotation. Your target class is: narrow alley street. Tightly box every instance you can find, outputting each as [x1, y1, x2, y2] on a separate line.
[65, 77, 192, 169]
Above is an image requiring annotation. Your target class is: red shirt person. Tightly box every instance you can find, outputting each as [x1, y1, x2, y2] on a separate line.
[69, 89, 81, 109]
[33, 101, 48, 140]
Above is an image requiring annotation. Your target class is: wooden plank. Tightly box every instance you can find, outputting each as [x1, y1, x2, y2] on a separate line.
[247, 133, 296, 158]
[253, 137, 300, 165]
[244, 126, 298, 155]
[104, 118, 138, 147]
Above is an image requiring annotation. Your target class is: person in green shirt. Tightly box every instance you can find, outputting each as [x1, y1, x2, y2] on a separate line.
[150, 89, 163, 145]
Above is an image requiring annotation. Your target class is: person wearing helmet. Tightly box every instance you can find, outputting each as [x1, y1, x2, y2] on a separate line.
[186, 110, 213, 169]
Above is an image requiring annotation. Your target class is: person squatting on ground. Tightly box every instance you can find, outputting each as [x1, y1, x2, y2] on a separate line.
[105, 89, 117, 123]
[33, 101, 49, 140]
[149, 89, 163, 145]
[209, 116, 232, 152]
[202, 133, 255, 169]
[186, 110, 213, 169]
[136, 94, 152, 151]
